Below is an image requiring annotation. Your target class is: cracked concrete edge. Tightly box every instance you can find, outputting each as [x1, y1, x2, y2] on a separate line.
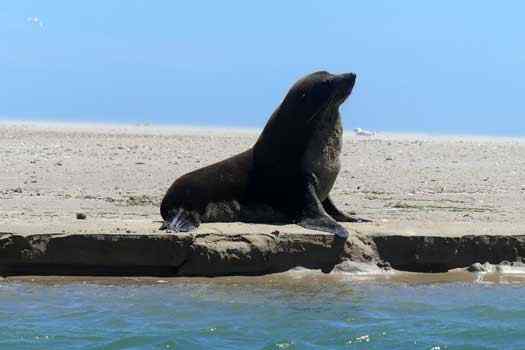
[1, 231, 525, 276]
[373, 234, 525, 272]
[0, 231, 374, 276]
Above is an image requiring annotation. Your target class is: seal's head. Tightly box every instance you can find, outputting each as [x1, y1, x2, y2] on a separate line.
[255, 70, 357, 156]
[282, 71, 356, 123]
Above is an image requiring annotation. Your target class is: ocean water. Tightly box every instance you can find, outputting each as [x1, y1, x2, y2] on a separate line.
[1, 275, 524, 350]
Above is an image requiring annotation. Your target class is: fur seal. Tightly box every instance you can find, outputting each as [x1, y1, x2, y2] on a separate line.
[160, 71, 369, 238]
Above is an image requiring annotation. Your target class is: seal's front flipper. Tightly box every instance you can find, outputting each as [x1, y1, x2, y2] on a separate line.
[297, 175, 349, 239]
[299, 216, 349, 239]
[322, 196, 371, 223]
[164, 208, 199, 233]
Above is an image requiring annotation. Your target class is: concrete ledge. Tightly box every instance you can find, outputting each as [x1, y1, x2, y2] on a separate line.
[1, 223, 524, 276]
[373, 235, 525, 272]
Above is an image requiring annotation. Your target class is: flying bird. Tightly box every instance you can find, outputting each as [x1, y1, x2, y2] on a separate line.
[26, 16, 44, 28]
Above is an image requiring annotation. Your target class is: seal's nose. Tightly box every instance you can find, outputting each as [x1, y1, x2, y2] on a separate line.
[340, 72, 356, 85]
[335, 72, 356, 100]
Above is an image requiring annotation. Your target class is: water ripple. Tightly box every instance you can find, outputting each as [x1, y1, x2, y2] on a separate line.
[0, 280, 524, 349]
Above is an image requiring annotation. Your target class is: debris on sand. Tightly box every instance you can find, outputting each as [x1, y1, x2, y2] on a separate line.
[354, 128, 376, 137]
[76, 213, 87, 220]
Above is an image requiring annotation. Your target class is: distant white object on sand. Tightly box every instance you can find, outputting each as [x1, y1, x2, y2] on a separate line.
[354, 128, 376, 136]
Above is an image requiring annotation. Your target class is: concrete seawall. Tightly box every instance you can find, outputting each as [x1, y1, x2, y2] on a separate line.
[2, 223, 524, 277]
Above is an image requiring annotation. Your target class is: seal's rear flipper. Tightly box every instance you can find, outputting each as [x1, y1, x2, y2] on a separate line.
[165, 208, 199, 233]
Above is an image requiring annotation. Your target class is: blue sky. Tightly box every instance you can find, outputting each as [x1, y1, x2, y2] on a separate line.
[1, 1, 524, 135]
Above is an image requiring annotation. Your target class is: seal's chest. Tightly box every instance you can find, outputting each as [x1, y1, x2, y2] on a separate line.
[302, 115, 342, 200]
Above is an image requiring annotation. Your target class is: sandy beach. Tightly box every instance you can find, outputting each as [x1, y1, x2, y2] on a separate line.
[1, 121, 525, 236]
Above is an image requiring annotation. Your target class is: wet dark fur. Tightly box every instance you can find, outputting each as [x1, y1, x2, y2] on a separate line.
[160, 71, 368, 237]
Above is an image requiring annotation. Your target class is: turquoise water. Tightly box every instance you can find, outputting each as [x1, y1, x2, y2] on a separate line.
[1, 276, 524, 349]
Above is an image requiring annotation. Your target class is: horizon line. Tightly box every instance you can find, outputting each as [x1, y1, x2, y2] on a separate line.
[1, 117, 524, 141]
